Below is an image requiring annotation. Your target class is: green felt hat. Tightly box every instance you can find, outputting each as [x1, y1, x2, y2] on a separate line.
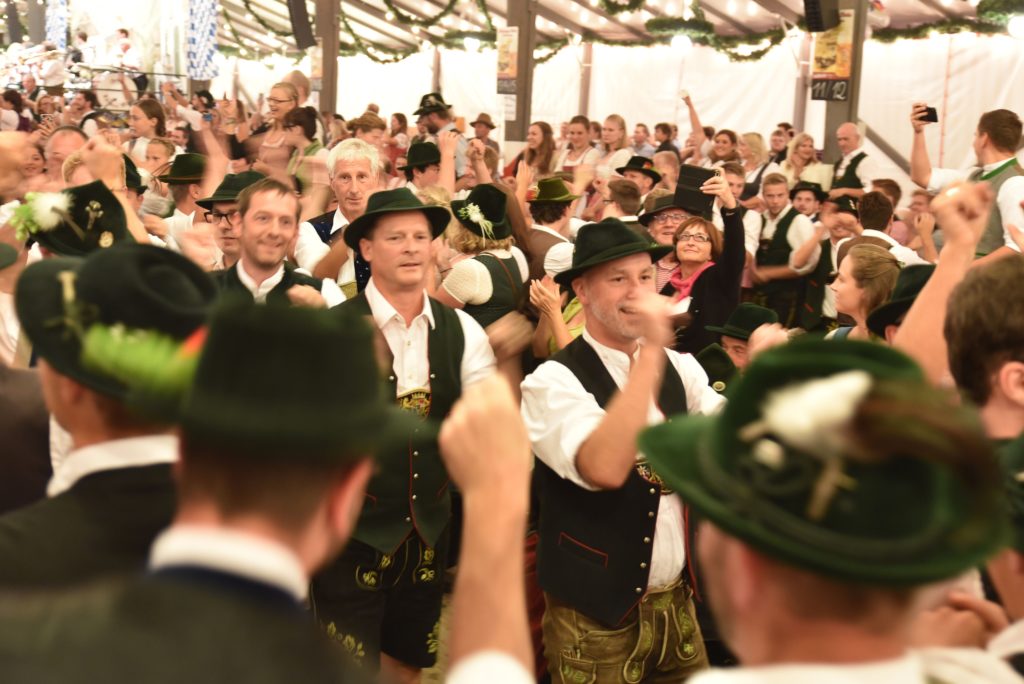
[866, 264, 935, 338]
[122, 155, 146, 193]
[554, 218, 672, 288]
[616, 155, 662, 185]
[413, 92, 451, 117]
[343, 187, 451, 253]
[0, 244, 16, 271]
[695, 343, 736, 394]
[527, 177, 580, 204]
[638, 193, 689, 227]
[790, 181, 827, 203]
[15, 243, 217, 402]
[450, 184, 511, 240]
[398, 142, 441, 170]
[11, 181, 131, 257]
[639, 338, 1007, 586]
[156, 153, 207, 184]
[196, 171, 267, 210]
[181, 300, 417, 457]
[1000, 435, 1024, 553]
[706, 303, 779, 341]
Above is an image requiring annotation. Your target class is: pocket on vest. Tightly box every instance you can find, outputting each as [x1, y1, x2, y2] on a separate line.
[558, 533, 609, 568]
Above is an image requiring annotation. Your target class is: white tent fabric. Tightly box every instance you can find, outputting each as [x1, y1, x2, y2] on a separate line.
[214, 33, 1024, 206]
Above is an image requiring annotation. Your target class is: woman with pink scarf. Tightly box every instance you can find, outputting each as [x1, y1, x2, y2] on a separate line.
[660, 175, 746, 354]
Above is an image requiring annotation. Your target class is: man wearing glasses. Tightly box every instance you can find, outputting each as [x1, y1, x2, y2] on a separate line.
[196, 171, 266, 270]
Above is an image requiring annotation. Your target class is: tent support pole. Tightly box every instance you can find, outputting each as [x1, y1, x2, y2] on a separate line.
[315, 0, 339, 115]
[822, 0, 867, 162]
[504, 0, 536, 141]
[578, 42, 592, 119]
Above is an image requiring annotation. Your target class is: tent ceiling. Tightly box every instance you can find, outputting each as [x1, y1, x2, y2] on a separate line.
[0, 0, 962, 57]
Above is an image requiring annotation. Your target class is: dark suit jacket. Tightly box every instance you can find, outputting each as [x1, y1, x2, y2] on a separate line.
[0, 567, 365, 683]
[0, 464, 175, 588]
[0, 364, 50, 515]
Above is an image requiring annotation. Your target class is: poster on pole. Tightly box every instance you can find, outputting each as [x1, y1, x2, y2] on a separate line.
[497, 27, 518, 95]
[811, 8, 854, 101]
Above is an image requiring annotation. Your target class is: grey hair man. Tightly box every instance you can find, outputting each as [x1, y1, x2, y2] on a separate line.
[294, 138, 383, 296]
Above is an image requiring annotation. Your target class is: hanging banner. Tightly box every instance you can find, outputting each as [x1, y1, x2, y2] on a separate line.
[811, 8, 854, 101]
[45, 0, 68, 50]
[187, 0, 219, 80]
[497, 27, 518, 95]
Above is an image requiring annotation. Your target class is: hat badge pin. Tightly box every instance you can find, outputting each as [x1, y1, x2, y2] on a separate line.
[84, 200, 113, 248]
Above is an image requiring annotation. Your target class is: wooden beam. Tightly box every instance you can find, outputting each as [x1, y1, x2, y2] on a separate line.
[578, 41, 593, 117]
[315, 0, 339, 113]
[343, 0, 425, 47]
[534, 2, 589, 36]
[506, 0, 536, 140]
[750, 0, 801, 24]
[822, 0, 867, 162]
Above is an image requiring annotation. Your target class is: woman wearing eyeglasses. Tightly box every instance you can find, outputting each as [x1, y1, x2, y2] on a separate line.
[248, 83, 299, 180]
[657, 175, 747, 354]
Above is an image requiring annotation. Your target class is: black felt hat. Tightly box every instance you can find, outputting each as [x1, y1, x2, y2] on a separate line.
[122, 155, 146, 193]
[413, 92, 452, 116]
[705, 303, 779, 341]
[866, 264, 935, 338]
[790, 181, 828, 203]
[451, 184, 511, 240]
[343, 187, 451, 253]
[616, 155, 662, 185]
[14, 243, 217, 401]
[554, 218, 672, 288]
[11, 181, 131, 257]
[398, 142, 441, 170]
[196, 171, 267, 210]
[180, 301, 417, 457]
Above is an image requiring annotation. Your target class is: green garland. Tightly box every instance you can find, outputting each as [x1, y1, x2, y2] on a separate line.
[872, 17, 1004, 43]
[338, 1, 418, 63]
[977, 0, 1024, 25]
[476, 0, 496, 32]
[598, 0, 644, 15]
[239, 0, 294, 38]
[380, 0, 458, 27]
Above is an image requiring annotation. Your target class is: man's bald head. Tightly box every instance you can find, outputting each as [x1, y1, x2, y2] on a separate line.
[45, 127, 88, 183]
[836, 122, 861, 156]
[0, 132, 27, 202]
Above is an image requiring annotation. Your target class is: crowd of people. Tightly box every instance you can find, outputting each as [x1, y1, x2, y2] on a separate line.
[1, 43, 1024, 684]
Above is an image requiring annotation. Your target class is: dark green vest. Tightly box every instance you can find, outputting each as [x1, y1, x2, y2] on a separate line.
[462, 253, 523, 329]
[832, 152, 866, 190]
[755, 208, 801, 296]
[214, 262, 323, 306]
[340, 293, 465, 553]
[800, 238, 834, 331]
[969, 159, 1024, 255]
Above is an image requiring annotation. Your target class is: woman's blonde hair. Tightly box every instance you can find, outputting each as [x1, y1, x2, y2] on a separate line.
[786, 133, 818, 167]
[604, 115, 627, 152]
[741, 132, 769, 166]
[445, 220, 513, 255]
[847, 244, 900, 316]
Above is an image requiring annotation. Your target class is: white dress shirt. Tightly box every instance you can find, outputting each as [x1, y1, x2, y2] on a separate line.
[364, 278, 495, 396]
[760, 204, 818, 275]
[833, 147, 879, 190]
[927, 157, 1024, 252]
[441, 122, 469, 177]
[713, 204, 762, 257]
[47, 434, 178, 498]
[520, 329, 725, 589]
[149, 526, 308, 601]
[236, 262, 345, 307]
[294, 208, 356, 289]
[690, 649, 1022, 684]
[836, 229, 928, 267]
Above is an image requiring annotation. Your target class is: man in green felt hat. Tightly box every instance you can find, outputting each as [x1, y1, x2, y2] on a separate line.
[12, 179, 134, 257]
[213, 177, 344, 308]
[413, 92, 467, 177]
[155, 152, 211, 253]
[525, 176, 581, 281]
[434, 183, 528, 329]
[399, 141, 442, 195]
[195, 170, 265, 271]
[521, 217, 725, 683]
[705, 302, 778, 372]
[310, 185, 497, 680]
[617, 155, 662, 204]
[0, 243, 217, 588]
[638, 338, 1018, 683]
